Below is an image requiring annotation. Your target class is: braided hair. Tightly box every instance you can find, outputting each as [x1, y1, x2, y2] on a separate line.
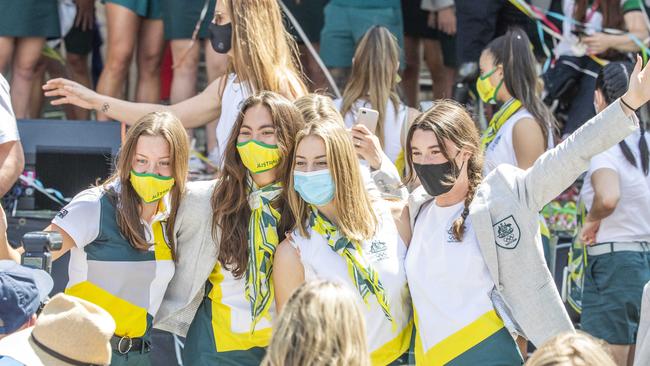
[405, 100, 484, 241]
[595, 62, 649, 175]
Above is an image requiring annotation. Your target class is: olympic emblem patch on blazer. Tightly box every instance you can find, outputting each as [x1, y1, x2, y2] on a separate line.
[493, 215, 520, 249]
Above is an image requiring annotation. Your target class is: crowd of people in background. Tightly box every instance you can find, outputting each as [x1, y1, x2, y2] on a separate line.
[2, 0, 650, 366]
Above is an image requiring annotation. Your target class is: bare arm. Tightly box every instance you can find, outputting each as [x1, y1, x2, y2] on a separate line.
[44, 224, 82, 261]
[512, 117, 546, 170]
[0, 140, 24, 196]
[584, 12, 650, 53]
[0, 203, 21, 262]
[610, 12, 649, 52]
[273, 240, 305, 312]
[43, 76, 224, 128]
[520, 57, 647, 212]
[588, 168, 620, 220]
[0, 206, 74, 262]
[581, 168, 620, 244]
[392, 202, 412, 246]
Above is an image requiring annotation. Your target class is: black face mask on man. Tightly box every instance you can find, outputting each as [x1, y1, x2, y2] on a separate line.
[413, 157, 464, 197]
[209, 22, 232, 54]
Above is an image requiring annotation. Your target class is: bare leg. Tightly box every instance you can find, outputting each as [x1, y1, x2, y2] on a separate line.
[204, 39, 229, 155]
[423, 39, 455, 99]
[170, 39, 199, 103]
[0, 37, 15, 75]
[95, 3, 140, 120]
[33, 56, 67, 118]
[628, 344, 636, 366]
[29, 56, 47, 118]
[402, 35, 421, 107]
[170, 39, 199, 163]
[66, 52, 91, 119]
[608, 344, 632, 366]
[11, 37, 46, 118]
[135, 18, 164, 103]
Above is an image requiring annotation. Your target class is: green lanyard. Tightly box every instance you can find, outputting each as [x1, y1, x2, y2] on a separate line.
[481, 99, 522, 150]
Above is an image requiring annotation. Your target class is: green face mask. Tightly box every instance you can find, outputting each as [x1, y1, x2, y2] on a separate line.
[476, 68, 504, 104]
[129, 170, 175, 203]
[236, 140, 280, 174]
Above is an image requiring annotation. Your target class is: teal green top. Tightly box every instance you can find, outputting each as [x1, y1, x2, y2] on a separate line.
[329, 0, 400, 8]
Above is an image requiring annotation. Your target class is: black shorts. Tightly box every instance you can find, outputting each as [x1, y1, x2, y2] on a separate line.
[64, 25, 94, 55]
[401, 0, 457, 67]
[284, 0, 329, 44]
[402, 0, 436, 39]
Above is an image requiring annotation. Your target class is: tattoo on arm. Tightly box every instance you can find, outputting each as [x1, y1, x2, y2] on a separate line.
[101, 102, 110, 113]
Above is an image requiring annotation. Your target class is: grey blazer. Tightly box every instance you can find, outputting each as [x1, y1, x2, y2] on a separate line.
[152, 155, 406, 336]
[635, 281, 650, 365]
[408, 100, 638, 346]
[154, 180, 219, 336]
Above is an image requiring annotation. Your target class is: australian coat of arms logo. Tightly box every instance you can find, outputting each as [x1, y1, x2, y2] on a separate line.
[493, 215, 520, 249]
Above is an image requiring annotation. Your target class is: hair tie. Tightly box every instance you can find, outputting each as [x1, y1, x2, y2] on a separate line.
[462, 207, 470, 218]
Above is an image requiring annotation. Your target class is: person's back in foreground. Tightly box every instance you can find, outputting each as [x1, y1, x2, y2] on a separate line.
[525, 331, 616, 366]
[261, 280, 371, 366]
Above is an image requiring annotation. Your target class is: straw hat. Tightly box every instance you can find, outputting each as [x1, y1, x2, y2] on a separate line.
[0, 293, 116, 366]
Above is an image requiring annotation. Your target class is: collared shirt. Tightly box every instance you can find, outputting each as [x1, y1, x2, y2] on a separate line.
[0, 74, 19, 144]
[52, 181, 175, 337]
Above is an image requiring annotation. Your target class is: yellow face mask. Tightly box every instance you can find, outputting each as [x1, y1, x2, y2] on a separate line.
[129, 170, 175, 203]
[476, 68, 504, 104]
[236, 140, 280, 174]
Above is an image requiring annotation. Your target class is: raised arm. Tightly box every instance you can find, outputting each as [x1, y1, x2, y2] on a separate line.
[519, 56, 648, 212]
[43, 75, 224, 127]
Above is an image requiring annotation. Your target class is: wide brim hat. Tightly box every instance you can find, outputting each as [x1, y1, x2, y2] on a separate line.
[0, 294, 115, 366]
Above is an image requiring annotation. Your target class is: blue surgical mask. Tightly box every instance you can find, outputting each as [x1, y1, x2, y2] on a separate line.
[293, 169, 335, 206]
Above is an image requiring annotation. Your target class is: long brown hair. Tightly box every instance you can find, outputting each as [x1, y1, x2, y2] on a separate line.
[104, 112, 189, 258]
[484, 28, 558, 146]
[574, 0, 624, 30]
[289, 122, 377, 242]
[340, 26, 401, 146]
[405, 100, 483, 241]
[261, 281, 371, 366]
[221, 0, 307, 100]
[212, 92, 304, 278]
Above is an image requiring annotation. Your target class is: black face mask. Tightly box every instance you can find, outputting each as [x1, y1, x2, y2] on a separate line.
[413, 160, 462, 197]
[209, 22, 232, 54]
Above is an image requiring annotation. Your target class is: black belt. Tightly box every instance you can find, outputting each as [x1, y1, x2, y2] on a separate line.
[110, 335, 152, 355]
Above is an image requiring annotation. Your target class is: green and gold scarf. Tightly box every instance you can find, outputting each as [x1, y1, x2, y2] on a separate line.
[480, 98, 522, 150]
[245, 176, 282, 332]
[308, 205, 393, 323]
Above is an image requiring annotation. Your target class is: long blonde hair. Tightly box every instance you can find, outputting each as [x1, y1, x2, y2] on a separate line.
[261, 281, 371, 366]
[340, 26, 401, 146]
[405, 100, 483, 241]
[104, 112, 189, 258]
[223, 0, 307, 100]
[288, 122, 377, 241]
[294, 94, 343, 127]
[525, 331, 616, 366]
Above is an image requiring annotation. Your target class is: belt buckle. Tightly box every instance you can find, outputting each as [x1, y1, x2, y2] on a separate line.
[117, 336, 133, 355]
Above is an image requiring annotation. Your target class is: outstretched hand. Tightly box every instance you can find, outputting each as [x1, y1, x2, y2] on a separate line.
[42, 78, 99, 111]
[622, 55, 650, 110]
